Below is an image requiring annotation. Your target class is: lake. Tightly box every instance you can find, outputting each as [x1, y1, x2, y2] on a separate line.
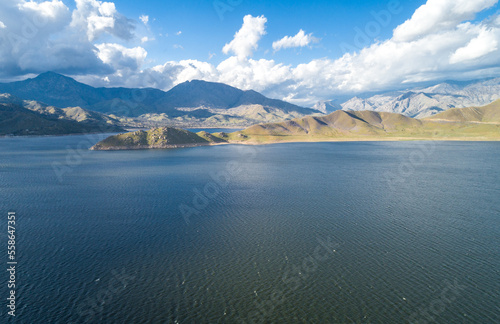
[0, 135, 499, 323]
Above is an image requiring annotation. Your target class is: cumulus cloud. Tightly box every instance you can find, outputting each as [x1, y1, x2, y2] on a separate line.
[161, 60, 218, 84]
[393, 0, 498, 42]
[139, 2, 500, 106]
[0, 0, 73, 75]
[88, 3, 500, 107]
[450, 26, 499, 64]
[95, 43, 147, 71]
[217, 56, 292, 92]
[71, 0, 135, 41]
[0, 0, 141, 79]
[272, 29, 319, 52]
[0, 21, 5, 29]
[222, 15, 267, 60]
[19, 0, 69, 20]
[1, 0, 500, 108]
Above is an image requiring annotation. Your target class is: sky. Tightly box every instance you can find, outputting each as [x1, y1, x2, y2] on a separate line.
[0, 0, 499, 106]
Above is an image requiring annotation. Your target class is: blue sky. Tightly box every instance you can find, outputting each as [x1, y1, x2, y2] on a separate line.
[0, 0, 499, 106]
[115, 0, 428, 66]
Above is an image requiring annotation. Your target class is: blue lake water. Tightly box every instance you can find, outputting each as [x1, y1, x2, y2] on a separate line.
[0, 135, 499, 323]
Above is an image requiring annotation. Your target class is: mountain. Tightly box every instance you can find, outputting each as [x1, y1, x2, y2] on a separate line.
[0, 93, 124, 135]
[153, 79, 313, 114]
[312, 100, 343, 114]
[91, 101, 500, 150]
[340, 78, 500, 118]
[237, 102, 500, 142]
[425, 99, 500, 123]
[0, 72, 169, 116]
[0, 73, 318, 125]
[241, 110, 424, 138]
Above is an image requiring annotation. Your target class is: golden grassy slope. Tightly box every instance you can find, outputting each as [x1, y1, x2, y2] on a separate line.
[229, 102, 500, 143]
[425, 99, 500, 123]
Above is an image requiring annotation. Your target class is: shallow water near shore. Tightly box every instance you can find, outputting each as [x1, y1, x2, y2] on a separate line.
[0, 135, 499, 323]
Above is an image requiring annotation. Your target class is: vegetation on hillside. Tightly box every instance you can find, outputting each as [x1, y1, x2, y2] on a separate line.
[91, 102, 500, 150]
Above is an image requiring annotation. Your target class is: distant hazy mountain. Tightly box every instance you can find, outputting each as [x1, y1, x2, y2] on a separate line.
[340, 78, 500, 118]
[312, 100, 343, 114]
[0, 73, 317, 123]
[0, 93, 124, 135]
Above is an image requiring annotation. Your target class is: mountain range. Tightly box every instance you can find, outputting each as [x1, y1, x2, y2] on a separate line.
[91, 100, 500, 150]
[338, 78, 500, 118]
[239, 99, 500, 141]
[2, 72, 500, 135]
[0, 72, 318, 127]
[0, 93, 124, 136]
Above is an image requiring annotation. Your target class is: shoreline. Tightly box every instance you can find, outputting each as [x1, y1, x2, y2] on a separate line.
[89, 142, 220, 151]
[90, 136, 500, 151]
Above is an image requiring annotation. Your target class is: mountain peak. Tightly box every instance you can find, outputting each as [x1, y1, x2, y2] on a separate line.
[34, 71, 76, 82]
[312, 100, 343, 114]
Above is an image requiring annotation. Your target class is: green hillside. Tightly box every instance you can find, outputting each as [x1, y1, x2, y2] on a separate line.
[90, 127, 227, 150]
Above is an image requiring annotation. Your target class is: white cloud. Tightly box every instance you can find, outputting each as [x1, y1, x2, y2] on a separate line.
[222, 15, 267, 60]
[94, 43, 147, 71]
[138, 3, 500, 106]
[147, 60, 218, 89]
[0, 21, 5, 29]
[139, 14, 149, 25]
[19, 0, 69, 19]
[217, 57, 292, 92]
[78, 2, 500, 107]
[173, 44, 183, 49]
[71, 0, 135, 41]
[1, 0, 500, 108]
[450, 26, 499, 63]
[0, 0, 140, 79]
[393, 0, 498, 42]
[176, 30, 182, 36]
[272, 29, 319, 52]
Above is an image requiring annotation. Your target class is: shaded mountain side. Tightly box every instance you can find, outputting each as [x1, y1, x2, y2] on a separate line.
[425, 99, 500, 123]
[0, 72, 317, 118]
[155, 80, 314, 113]
[0, 72, 165, 113]
[0, 103, 122, 136]
[0, 93, 124, 134]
